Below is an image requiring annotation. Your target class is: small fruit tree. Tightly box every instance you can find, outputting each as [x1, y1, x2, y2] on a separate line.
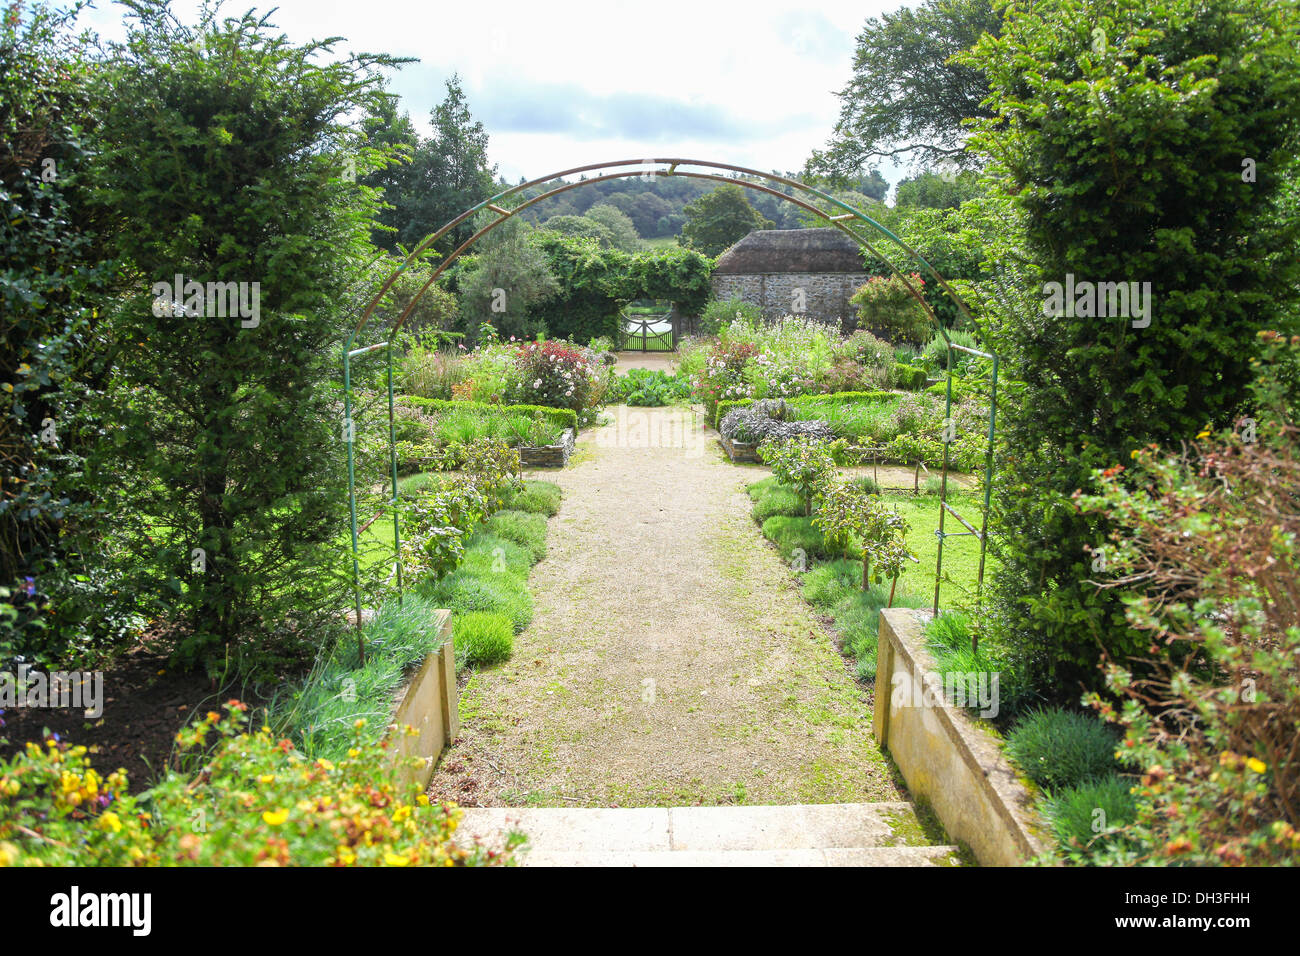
[758, 436, 836, 516]
[814, 478, 913, 603]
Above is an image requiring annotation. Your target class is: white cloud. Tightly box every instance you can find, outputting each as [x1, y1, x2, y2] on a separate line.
[78, 0, 907, 183]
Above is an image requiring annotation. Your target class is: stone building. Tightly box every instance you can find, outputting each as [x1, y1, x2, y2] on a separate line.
[709, 228, 869, 330]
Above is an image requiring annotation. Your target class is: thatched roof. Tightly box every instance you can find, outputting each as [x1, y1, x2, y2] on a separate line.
[712, 228, 867, 274]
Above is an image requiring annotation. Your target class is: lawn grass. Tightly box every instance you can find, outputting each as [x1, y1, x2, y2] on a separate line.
[500, 480, 563, 517]
[746, 476, 985, 685]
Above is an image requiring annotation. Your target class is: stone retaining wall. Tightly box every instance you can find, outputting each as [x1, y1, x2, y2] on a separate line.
[874, 607, 1049, 866]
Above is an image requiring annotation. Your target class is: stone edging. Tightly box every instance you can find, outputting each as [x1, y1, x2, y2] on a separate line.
[873, 607, 1050, 866]
[519, 427, 576, 468]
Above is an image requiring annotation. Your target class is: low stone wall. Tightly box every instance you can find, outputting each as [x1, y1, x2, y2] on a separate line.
[519, 427, 576, 468]
[711, 272, 866, 328]
[718, 434, 761, 463]
[387, 610, 459, 791]
[873, 607, 1048, 866]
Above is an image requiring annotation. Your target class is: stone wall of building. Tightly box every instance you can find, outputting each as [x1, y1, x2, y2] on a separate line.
[711, 272, 868, 330]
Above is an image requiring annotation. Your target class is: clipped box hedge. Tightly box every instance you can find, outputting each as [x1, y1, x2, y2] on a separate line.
[713, 390, 896, 427]
[396, 395, 579, 433]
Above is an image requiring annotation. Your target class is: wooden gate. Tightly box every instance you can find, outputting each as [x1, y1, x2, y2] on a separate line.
[619, 302, 675, 352]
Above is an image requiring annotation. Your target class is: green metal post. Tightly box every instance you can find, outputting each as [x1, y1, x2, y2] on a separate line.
[343, 347, 365, 665]
[973, 353, 999, 652]
[933, 346, 954, 616]
[387, 341, 403, 605]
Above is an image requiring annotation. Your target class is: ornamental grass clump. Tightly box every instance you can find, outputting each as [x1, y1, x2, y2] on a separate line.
[1004, 707, 1120, 793]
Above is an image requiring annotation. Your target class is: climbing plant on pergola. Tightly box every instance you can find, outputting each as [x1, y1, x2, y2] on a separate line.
[341, 158, 999, 658]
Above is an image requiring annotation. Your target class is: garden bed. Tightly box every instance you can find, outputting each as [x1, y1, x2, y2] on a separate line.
[718, 433, 761, 463]
[519, 426, 576, 468]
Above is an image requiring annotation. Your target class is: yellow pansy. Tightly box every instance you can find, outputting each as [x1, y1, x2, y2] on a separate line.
[262, 809, 289, 826]
[97, 812, 123, 833]
[1246, 757, 1267, 774]
[383, 852, 410, 867]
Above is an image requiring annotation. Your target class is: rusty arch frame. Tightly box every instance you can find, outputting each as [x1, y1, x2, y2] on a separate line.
[342, 158, 998, 654]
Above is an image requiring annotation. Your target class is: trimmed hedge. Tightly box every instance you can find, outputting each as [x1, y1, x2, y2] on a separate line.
[714, 389, 895, 427]
[893, 364, 927, 390]
[396, 395, 578, 434]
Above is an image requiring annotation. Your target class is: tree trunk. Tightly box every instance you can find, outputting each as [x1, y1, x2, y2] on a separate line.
[888, 574, 898, 608]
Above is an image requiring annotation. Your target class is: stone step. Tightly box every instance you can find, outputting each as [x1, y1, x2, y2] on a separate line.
[458, 803, 963, 866]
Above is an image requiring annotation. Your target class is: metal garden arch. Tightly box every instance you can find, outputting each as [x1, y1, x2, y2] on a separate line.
[342, 158, 999, 656]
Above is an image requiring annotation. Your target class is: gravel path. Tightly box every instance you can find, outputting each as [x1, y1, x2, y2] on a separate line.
[427, 405, 905, 808]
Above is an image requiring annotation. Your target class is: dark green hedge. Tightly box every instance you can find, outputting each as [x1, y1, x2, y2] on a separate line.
[396, 395, 578, 433]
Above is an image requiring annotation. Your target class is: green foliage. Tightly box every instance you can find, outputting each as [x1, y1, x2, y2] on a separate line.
[529, 232, 712, 344]
[0, 702, 513, 866]
[757, 435, 836, 515]
[813, 478, 913, 595]
[699, 296, 763, 336]
[455, 214, 559, 343]
[452, 611, 515, 667]
[760, 516, 845, 561]
[895, 169, 985, 210]
[963, 0, 1300, 692]
[397, 395, 577, 433]
[420, 567, 534, 633]
[679, 184, 773, 257]
[1042, 777, 1137, 856]
[749, 481, 806, 522]
[801, 560, 861, 610]
[274, 594, 448, 758]
[892, 363, 927, 390]
[610, 368, 690, 406]
[1072, 341, 1300, 864]
[362, 74, 496, 257]
[806, 0, 1000, 175]
[481, 510, 548, 564]
[584, 203, 644, 252]
[499, 480, 562, 517]
[89, 2, 405, 671]
[850, 273, 933, 346]
[0, 2, 119, 663]
[1005, 708, 1120, 793]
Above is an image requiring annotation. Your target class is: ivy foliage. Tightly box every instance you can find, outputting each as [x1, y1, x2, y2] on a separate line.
[529, 231, 713, 344]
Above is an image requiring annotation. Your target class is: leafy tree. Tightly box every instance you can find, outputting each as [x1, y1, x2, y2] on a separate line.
[679, 184, 773, 257]
[808, 0, 1002, 177]
[0, 1, 118, 662]
[427, 75, 497, 253]
[542, 213, 615, 247]
[894, 168, 983, 209]
[962, 0, 1300, 693]
[91, 1, 403, 671]
[456, 215, 558, 344]
[358, 92, 420, 251]
[361, 75, 495, 256]
[584, 203, 643, 252]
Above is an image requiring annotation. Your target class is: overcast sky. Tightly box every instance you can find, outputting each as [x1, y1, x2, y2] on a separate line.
[77, 0, 908, 187]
